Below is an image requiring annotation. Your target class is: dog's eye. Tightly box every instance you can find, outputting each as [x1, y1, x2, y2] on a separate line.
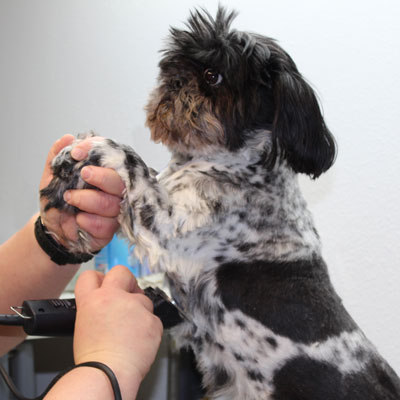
[204, 69, 223, 86]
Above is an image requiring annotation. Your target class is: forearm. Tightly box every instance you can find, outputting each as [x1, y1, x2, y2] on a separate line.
[0, 213, 79, 353]
[44, 365, 141, 400]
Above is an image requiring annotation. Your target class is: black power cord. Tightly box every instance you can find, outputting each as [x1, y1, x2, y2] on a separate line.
[0, 363, 33, 400]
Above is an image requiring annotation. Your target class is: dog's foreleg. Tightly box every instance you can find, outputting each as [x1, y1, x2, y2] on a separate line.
[41, 138, 174, 262]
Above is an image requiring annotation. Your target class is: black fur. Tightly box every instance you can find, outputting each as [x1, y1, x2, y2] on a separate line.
[216, 256, 357, 344]
[272, 356, 400, 400]
[161, 7, 336, 178]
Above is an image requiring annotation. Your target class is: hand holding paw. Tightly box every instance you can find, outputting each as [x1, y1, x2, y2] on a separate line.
[39, 134, 125, 253]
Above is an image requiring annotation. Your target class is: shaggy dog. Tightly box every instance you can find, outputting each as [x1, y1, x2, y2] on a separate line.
[41, 7, 400, 400]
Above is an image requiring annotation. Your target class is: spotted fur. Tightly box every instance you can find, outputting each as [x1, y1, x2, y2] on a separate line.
[41, 7, 400, 400]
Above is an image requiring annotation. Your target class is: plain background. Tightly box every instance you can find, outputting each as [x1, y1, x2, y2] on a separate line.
[0, 0, 399, 373]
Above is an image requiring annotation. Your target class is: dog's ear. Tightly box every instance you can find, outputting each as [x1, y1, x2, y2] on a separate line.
[270, 63, 337, 178]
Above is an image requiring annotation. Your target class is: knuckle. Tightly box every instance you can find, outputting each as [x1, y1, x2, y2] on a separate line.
[69, 191, 81, 207]
[153, 315, 164, 335]
[137, 293, 154, 311]
[87, 168, 102, 187]
[149, 316, 164, 341]
[143, 311, 157, 327]
[100, 171, 110, 188]
[77, 269, 96, 285]
[85, 291, 109, 310]
[139, 305, 163, 336]
[91, 216, 106, 235]
[81, 214, 105, 238]
[100, 194, 120, 216]
[104, 274, 120, 288]
[98, 193, 110, 211]
[144, 298, 155, 313]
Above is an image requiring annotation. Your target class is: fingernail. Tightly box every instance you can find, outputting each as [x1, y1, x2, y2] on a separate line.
[71, 148, 84, 160]
[63, 191, 71, 202]
[81, 166, 92, 181]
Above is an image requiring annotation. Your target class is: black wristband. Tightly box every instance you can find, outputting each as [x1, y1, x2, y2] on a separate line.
[34, 216, 97, 265]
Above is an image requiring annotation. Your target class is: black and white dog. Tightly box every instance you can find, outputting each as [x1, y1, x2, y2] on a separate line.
[41, 7, 400, 400]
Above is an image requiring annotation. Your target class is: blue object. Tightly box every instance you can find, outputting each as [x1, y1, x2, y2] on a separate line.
[94, 235, 149, 277]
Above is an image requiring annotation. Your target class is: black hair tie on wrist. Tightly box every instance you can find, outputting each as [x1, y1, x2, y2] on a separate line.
[72, 362, 122, 399]
[48, 362, 123, 400]
[34, 216, 97, 265]
[0, 361, 122, 400]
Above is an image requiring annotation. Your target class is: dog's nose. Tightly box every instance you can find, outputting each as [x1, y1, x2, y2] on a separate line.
[172, 78, 183, 90]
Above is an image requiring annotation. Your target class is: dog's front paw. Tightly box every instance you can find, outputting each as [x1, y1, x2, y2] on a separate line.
[41, 134, 155, 254]
[40, 134, 107, 253]
[41, 145, 101, 214]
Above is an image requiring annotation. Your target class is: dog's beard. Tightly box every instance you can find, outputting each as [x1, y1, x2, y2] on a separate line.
[145, 77, 225, 152]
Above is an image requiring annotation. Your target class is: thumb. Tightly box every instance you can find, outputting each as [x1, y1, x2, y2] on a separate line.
[40, 134, 75, 190]
[75, 270, 105, 305]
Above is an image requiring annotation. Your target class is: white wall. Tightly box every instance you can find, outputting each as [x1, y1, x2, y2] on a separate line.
[1, 0, 399, 373]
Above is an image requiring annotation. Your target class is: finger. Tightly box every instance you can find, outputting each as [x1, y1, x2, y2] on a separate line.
[133, 293, 154, 312]
[75, 270, 105, 301]
[64, 189, 121, 217]
[101, 265, 137, 292]
[40, 134, 75, 189]
[81, 166, 125, 197]
[71, 136, 105, 161]
[75, 213, 119, 239]
[51, 134, 75, 159]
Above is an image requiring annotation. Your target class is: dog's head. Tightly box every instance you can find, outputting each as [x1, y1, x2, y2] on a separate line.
[145, 7, 336, 178]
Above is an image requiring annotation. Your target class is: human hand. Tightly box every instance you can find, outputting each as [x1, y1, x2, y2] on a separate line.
[73, 266, 163, 398]
[39, 135, 125, 252]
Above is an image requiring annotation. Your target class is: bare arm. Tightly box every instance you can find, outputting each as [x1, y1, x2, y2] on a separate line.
[0, 135, 124, 354]
[0, 213, 81, 353]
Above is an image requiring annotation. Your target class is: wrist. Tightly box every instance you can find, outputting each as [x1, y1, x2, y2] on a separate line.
[25, 214, 79, 277]
[111, 364, 142, 400]
[44, 366, 116, 400]
[75, 356, 142, 399]
[34, 215, 97, 265]
[39, 211, 69, 247]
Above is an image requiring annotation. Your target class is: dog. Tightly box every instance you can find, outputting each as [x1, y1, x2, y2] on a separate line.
[41, 7, 400, 400]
